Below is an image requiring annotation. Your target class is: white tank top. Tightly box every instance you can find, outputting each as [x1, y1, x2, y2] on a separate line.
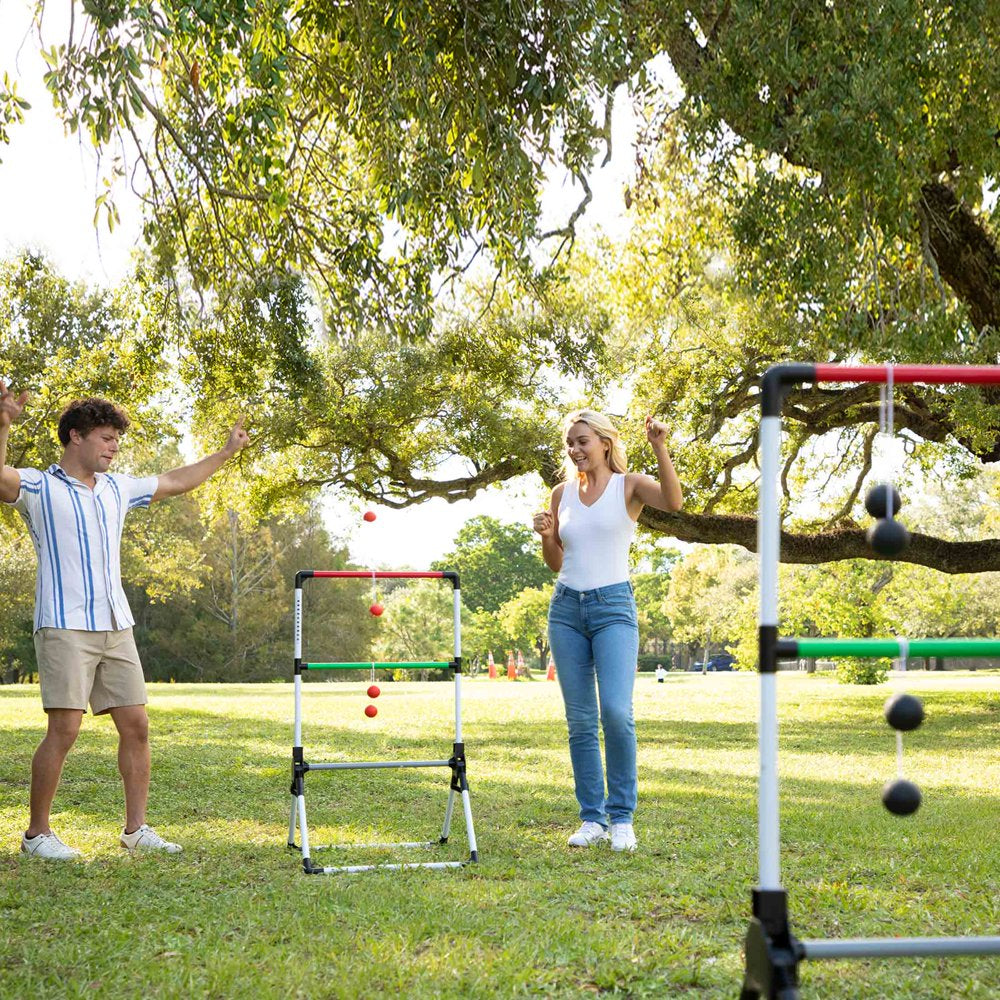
[557, 473, 635, 590]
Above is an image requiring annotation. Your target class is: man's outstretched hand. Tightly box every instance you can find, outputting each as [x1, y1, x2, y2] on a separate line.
[0, 380, 28, 429]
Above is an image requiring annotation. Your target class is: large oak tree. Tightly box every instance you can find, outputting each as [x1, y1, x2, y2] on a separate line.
[6, 1, 1000, 570]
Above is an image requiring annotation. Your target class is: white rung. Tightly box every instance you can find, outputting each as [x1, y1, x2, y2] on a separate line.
[319, 841, 438, 850]
[319, 861, 467, 874]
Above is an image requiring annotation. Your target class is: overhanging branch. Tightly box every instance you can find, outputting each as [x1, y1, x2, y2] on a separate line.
[640, 508, 1000, 574]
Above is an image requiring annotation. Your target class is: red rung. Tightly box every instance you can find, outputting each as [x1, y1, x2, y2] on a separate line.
[814, 364, 1000, 385]
[309, 571, 446, 579]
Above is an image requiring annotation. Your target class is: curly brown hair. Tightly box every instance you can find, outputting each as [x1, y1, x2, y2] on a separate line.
[57, 398, 130, 446]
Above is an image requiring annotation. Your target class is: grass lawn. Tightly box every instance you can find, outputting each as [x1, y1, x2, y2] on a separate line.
[2, 671, 999, 999]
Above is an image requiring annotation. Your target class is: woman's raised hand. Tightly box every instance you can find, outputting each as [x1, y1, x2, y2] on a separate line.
[645, 415, 668, 448]
[533, 511, 555, 537]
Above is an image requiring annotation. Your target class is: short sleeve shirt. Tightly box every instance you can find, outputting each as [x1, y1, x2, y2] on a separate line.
[10, 465, 159, 632]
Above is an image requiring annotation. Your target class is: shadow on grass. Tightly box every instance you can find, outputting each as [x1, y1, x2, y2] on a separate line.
[2, 700, 997, 855]
[2, 688, 999, 999]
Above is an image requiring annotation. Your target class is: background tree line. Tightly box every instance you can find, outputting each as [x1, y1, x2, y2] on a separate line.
[6, 2, 1000, 684]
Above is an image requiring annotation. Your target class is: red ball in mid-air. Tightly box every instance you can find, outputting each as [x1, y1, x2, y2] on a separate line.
[363, 510, 377, 522]
[369, 602, 384, 617]
[367, 684, 381, 699]
[364, 704, 378, 718]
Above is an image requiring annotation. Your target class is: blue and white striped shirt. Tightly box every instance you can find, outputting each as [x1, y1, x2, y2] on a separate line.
[10, 465, 159, 633]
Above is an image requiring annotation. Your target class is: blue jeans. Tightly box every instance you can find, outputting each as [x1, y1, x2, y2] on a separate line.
[548, 580, 639, 826]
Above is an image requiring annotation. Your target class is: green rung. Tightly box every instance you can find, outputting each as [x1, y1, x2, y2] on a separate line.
[303, 661, 452, 670]
[792, 638, 1000, 659]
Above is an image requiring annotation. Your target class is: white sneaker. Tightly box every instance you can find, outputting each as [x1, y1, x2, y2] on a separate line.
[21, 831, 82, 860]
[610, 822, 637, 852]
[567, 821, 609, 847]
[120, 824, 182, 854]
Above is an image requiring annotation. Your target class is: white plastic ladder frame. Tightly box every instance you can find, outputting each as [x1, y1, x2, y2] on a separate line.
[742, 363, 1000, 1000]
[287, 569, 479, 874]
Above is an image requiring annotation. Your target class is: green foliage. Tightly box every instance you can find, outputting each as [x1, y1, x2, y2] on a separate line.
[0, 528, 36, 681]
[8, 0, 1000, 575]
[462, 606, 511, 671]
[134, 506, 369, 682]
[835, 658, 891, 686]
[0, 252, 169, 471]
[666, 546, 757, 657]
[27, 0, 633, 332]
[782, 561, 894, 642]
[176, 283, 611, 518]
[632, 571, 674, 651]
[496, 583, 553, 673]
[433, 516, 550, 614]
[371, 579, 458, 680]
[0, 71, 30, 154]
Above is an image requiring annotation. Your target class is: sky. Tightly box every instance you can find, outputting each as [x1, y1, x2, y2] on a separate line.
[0, 1, 638, 569]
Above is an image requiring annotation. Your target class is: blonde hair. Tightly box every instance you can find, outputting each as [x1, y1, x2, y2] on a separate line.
[561, 409, 628, 482]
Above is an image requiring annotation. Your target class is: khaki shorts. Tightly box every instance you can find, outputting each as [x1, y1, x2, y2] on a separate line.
[34, 627, 148, 715]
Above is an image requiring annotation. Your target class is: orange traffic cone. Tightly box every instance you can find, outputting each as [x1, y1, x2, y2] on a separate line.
[487, 651, 497, 679]
[546, 655, 556, 681]
[507, 651, 516, 680]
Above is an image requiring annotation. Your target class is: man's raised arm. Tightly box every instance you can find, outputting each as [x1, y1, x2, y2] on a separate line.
[0, 380, 28, 503]
[152, 417, 250, 502]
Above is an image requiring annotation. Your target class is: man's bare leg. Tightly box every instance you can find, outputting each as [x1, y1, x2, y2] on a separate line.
[109, 705, 150, 833]
[26, 708, 84, 838]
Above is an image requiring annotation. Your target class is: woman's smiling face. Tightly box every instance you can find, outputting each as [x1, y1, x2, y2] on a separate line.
[565, 421, 609, 474]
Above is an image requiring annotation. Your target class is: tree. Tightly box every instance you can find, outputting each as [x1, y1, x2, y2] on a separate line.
[13, 1, 632, 335]
[8, 4, 1000, 573]
[0, 529, 36, 681]
[497, 584, 554, 674]
[133, 504, 370, 682]
[611, 3, 1000, 570]
[0, 252, 169, 470]
[462, 607, 510, 674]
[371, 579, 461, 679]
[432, 516, 550, 614]
[632, 571, 673, 656]
[666, 546, 757, 666]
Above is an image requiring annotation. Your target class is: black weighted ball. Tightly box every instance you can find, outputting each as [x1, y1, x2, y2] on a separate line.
[865, 482, 903, 519]
[884, 692, 924, 731]
[867, 517, 910, 557]
[882, 778, 922, 815]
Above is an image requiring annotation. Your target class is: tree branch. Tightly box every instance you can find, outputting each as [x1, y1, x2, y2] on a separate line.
[639, 508, 1000, 574]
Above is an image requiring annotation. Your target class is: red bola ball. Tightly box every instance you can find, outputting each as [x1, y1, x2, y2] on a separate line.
[363, 510, 377, 522]
[364, 704, 378, 718]
[367, 684, 381, 699]
[369, 602, 384, 617]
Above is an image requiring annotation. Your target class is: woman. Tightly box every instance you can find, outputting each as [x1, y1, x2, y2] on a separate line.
[533, 410, 682, 851]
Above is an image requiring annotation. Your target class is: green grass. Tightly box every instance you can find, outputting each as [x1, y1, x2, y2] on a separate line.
[2, 672, 999, 999]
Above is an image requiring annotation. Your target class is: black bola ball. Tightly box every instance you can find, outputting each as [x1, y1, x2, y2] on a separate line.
[884, 692, 924, 731]
[882, 778, 922, 816]
[867, 517, 911, 557]
[865, 482, 903, 519]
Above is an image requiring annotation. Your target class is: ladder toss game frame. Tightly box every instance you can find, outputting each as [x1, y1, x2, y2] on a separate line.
[742, 363, 1000, 999]
[288, 570, 479, 874]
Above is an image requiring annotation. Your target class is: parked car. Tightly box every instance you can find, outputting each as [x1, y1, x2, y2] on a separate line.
[707, 654, 736, 671]
[690, 654, 736, 672]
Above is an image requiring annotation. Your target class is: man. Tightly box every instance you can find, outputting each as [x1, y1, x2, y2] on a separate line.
[0, 383, 249, 859]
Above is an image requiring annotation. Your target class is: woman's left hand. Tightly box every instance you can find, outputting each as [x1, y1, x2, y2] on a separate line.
[645, 415, 668, 448]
